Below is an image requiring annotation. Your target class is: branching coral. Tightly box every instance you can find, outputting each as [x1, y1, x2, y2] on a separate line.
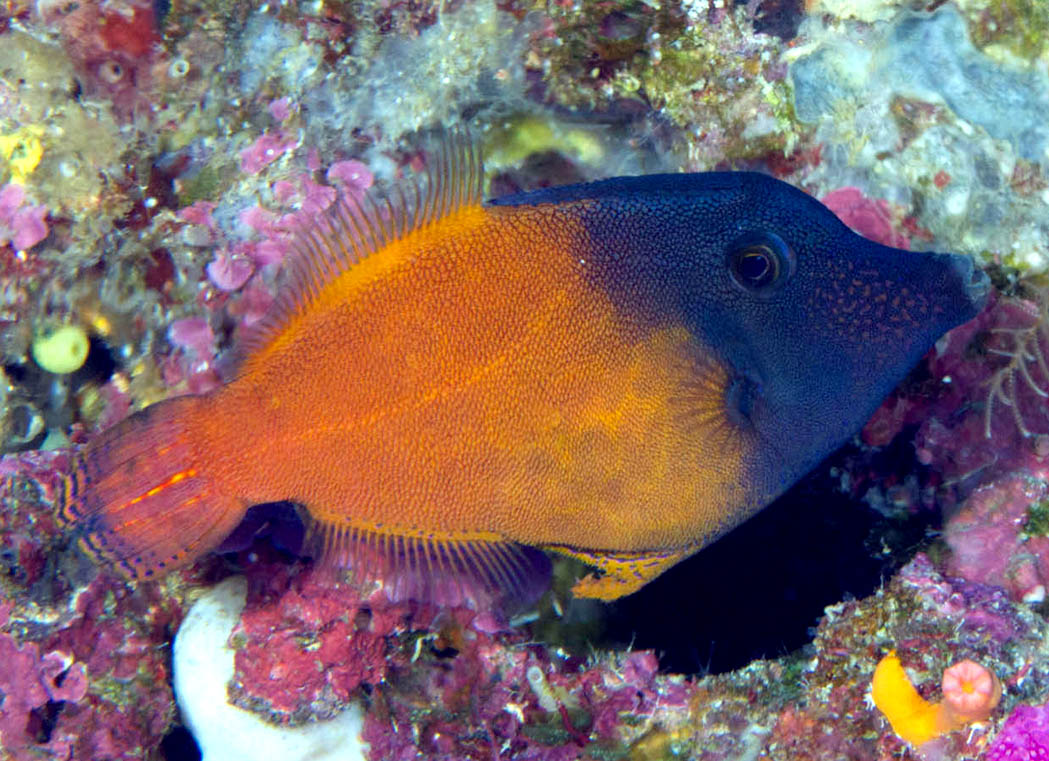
[983, 288, 1049, 438]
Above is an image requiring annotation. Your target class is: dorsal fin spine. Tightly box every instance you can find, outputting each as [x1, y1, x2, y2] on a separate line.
[410, 180, 424, 232]
[232, 137, 484, 372]
[382, 194, 399, 242]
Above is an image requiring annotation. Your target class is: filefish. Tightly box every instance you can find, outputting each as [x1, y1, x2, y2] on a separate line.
[60, 143, 988, 602]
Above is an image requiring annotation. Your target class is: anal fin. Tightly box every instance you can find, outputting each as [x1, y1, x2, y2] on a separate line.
[548, 545, 693, 601]
[307, 519, 551, 610]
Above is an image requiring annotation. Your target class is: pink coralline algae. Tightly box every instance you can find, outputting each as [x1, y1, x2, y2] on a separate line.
[0, 633, 89, 758]
[764, 553, 1049, 760]
[213, 544, 1043, 760]
[820, 186, 910, 250]
[326, 160, 375, 198]
[0, 450, 181, 760]
[272, 173, 337, 215]
[0, 183, 49, 252]
[268, 97, 293, 122]
[166, 316, 215, 358]
[177, 200, 219, 230]
[228, 563, 396, 724]
[944, 474, 1049, 603]
[358, 623, 693, 761]
[206, 248, 255, 292]
[151, 149, 381, 401]
[984, 702, 1049, 761]
[240, 132, 299, 175]
[164, 316, 220, 393]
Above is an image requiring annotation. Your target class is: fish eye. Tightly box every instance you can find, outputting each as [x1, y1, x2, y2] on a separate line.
[727, 232, 795, 296]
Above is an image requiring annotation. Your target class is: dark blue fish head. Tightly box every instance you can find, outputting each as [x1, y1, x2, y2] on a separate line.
[662, 173, 989, 497]
[493, 171, 989, 511]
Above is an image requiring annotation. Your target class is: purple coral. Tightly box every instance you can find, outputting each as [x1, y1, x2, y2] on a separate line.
[984, 702, 1049, 760]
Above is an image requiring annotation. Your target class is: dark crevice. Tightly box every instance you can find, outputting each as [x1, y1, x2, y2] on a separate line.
[160, 726, 201, 761]
[602, 434, 934, 675]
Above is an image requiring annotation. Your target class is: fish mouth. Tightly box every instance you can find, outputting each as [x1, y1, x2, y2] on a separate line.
[951, 253, 991, 309]
[928, 251, 990, 314]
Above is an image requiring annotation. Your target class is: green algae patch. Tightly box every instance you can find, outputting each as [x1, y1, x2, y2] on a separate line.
[1024, 499, 1049, 538]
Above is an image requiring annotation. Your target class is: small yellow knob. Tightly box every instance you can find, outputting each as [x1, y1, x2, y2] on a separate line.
[31, 325, 90, 374]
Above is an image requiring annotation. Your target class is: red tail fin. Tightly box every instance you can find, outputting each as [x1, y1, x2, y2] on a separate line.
[59, 396, 246, 580]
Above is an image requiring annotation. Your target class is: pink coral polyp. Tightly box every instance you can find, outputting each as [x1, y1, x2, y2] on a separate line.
[239, 132, 298, 174]
[941, 659, 1001, 723]
[0, 183, 49, 251]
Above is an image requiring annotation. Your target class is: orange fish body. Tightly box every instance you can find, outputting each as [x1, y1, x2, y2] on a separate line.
[62, 145, 987, 601]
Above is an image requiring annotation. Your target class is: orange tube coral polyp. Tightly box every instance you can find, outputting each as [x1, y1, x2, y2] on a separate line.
[871, 650, 1001, 747]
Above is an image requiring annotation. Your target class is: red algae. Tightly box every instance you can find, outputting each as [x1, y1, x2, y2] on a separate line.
[821, 186, 911, 250]
[0, 451, 181, 760]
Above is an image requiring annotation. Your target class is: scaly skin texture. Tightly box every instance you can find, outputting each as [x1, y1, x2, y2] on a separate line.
[222, 203, 745, 551]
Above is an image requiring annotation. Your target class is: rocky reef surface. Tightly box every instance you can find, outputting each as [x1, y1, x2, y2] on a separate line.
[3, 0, 1049, 759]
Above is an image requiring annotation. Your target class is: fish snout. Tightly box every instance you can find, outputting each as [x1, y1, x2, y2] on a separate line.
[942, 251, 991, 311]
[958, 254, 990, 308]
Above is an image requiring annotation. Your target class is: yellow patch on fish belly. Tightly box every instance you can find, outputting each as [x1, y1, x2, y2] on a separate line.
[548, 545, 693, 600]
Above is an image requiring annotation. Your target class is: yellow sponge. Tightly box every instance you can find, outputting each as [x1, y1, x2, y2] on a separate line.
[871, 650, 944, 746]
[32, 324, 89, 374]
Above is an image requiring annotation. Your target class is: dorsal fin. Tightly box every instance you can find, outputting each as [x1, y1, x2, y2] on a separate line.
[233, 134, 484, 368]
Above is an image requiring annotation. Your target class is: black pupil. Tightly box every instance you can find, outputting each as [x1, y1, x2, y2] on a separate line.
[737, 249, 774, 284]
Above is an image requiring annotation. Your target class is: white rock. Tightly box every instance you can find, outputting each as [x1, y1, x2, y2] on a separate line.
[810, 0, 902, 23]
[173, 576, 369, 761]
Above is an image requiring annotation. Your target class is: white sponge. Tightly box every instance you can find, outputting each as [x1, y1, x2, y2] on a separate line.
[173, 576, 369, 761]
